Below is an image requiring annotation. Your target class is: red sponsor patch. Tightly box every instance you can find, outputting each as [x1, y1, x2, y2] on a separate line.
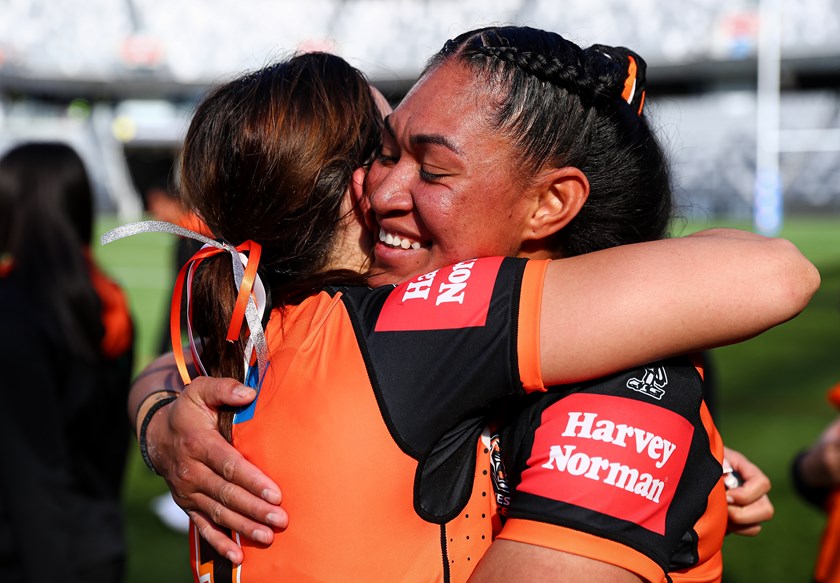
[374, 257, 502, 332]
[517, 393, 693, 535]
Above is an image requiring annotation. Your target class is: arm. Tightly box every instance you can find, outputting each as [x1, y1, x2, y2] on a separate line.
[469, 540, 642, 582]
[472, 447, 775, 582]
[792, 416, 840, 506]
[539, 228, 819, 385]
[130, 352, 287, 564]
[724, 447, 774, 536]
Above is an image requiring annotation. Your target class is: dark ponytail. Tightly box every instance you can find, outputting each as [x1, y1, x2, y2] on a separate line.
[179, 52, 383, 412]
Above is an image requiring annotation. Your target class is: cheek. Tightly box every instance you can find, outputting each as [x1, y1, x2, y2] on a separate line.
[365, 163, 389, 199]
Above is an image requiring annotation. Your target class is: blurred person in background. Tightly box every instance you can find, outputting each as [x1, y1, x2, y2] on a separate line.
[122, 27, 812, 581]
[144, 175, 206, 355]
[0, 143, 135, 583]
[144, 175, 207, 533]
[792, 381, 840, 583]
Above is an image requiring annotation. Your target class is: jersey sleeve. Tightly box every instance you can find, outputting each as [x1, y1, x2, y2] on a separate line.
[337, 256, 549, 523]
[494, 357, 726, 581]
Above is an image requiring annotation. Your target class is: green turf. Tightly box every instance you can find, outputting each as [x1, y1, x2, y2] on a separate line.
[95, 214, 840, 583]
[94, 216, 192, 582]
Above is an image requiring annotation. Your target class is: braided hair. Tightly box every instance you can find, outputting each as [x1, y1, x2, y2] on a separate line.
[426, 26, 672, 256]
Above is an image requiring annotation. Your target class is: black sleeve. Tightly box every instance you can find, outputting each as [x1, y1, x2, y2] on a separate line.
[497, 357, 722, 574]
[337, 256, 529, 522]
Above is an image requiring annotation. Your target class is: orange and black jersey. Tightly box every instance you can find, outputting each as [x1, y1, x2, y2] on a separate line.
[192, 256, 547, 582]
[190, 256, 729, 583]
[492, 358, 727, 582]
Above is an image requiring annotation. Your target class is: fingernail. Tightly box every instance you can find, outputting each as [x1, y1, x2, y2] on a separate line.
[253, 529, 271, 544]
[262, 488, 281, 504]
[234, 386, 256, 399]
[266, 512, 285, 527]
[226, 551, 240, 564]
[726, 494, 734, 504]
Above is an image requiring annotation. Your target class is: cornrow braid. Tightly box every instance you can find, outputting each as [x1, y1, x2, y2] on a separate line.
[423, 26, 672, 258]
[437, 27, 647, 117]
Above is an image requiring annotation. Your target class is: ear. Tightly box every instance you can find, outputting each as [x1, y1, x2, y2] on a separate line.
[349, 166, 375, 234]
[522, 166, 589, 243]
[351, 166, 367, 210]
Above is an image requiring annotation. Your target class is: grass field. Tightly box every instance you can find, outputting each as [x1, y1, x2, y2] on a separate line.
[94, 215, 840, 583]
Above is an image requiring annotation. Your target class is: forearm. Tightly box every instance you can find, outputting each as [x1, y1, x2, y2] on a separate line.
[128, 351, 186, 435]
[538, 228, 819, 384]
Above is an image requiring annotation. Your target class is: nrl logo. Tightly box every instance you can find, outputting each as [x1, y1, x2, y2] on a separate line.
[626, 367, 668, 400]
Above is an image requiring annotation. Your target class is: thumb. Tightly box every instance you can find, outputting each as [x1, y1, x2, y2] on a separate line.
[185, 376, 256, 410]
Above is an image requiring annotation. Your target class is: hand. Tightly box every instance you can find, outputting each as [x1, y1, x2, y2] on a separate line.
[723, 446, 774, 536]
[797, 417, 840, 490]
[145, 376, 288, 564]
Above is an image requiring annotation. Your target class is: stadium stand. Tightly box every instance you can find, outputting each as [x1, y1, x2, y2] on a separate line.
[1, 0, 838, 219]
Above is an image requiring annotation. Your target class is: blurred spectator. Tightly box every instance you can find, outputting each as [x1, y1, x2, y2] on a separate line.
[0, 142, 135, 583]
[792, 381, 840, 583]
[145, 176, 207, 355]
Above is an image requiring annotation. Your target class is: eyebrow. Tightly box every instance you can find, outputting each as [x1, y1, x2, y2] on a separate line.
[383, 115, 462, 155]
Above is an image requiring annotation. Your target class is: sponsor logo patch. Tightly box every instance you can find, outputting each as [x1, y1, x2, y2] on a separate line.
[374, 257, 502, 331]
[517, 392, 693, 535]
[626, 366, 668, 400]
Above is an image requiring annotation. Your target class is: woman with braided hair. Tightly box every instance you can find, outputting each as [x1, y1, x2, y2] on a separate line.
[128, 28, 810, 582]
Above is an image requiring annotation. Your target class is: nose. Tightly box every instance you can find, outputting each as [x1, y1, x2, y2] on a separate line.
[368, 162, 413, 218]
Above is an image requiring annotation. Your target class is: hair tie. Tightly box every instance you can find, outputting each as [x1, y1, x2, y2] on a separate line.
[591, 45, 648, 117]
[101, 220, 269, 388]
[621, 54, 646, 116]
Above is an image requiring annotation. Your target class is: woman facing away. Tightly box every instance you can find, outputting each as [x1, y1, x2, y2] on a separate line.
[0, 142, 135, 583]
[122, 33, 817, 582]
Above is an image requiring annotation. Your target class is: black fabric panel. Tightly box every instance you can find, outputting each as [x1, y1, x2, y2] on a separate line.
[498, 357, 719, 574]
[336, 257, 528, 522]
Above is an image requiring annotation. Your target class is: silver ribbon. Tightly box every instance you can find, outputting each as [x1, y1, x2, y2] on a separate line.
[101, 220, 269, 386]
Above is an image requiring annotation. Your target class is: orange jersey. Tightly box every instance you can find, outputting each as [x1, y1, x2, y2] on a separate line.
[190, 257, 727, 582]
[191, 257, 548, 582]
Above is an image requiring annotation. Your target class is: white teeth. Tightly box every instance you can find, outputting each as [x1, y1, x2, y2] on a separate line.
[378, 227, 421, 250]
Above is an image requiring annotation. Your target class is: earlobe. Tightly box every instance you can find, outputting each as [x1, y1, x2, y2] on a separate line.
[351, 167, 367, 210]
[525, 167, 590, 241]
[350, 166, 375, 233]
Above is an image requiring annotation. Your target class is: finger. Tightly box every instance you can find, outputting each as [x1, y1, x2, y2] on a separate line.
[165, 432, 286, 526]
[166, 401, 282, 504]
[189, 490, 283, 546]
[728, 523, 763, 537]
[188, 510, 245, 565]
[727, 495, 774, 526]
[726, 472, 772, 505]
[202, 438, 283, 505]
[184, 376, 257, 410]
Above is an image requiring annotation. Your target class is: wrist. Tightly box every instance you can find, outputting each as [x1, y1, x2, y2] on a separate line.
[134, 389, 180, 437]
[137, 393, 178, 474]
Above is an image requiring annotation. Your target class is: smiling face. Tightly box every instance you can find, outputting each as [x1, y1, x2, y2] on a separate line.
[365, 61, 542, 285]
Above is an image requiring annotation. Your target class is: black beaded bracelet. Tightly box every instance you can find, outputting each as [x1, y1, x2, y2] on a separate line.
[133, 389, 179, 436]
[138, 395, 178, 475]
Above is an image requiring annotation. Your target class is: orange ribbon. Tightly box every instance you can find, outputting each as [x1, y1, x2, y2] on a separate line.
[171, 240, 262, 386]
[101, 220, 269, 389]
[814, 381, 840, 583]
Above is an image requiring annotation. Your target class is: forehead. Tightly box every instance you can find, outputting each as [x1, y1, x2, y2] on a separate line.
[390, 62, 492, 139]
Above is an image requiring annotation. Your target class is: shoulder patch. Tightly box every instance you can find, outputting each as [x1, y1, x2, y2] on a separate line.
[375, 257, 503, 332]
[517, 392, 694, 535]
